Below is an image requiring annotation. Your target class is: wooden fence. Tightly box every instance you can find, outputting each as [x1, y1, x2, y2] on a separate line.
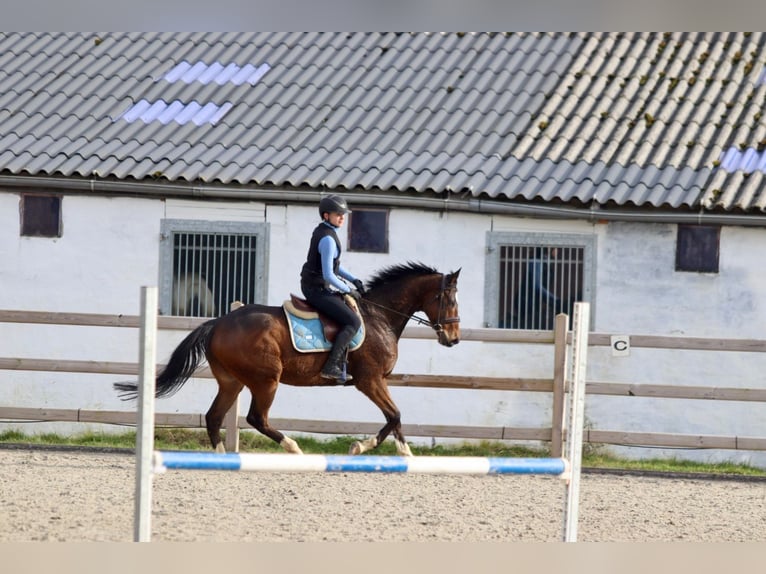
[1, 308, 766, 456]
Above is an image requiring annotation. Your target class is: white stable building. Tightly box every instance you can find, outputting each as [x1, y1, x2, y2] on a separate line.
[1, 32, 765, 468]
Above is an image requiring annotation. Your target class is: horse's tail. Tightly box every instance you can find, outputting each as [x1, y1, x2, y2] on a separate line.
[114, 318, 218, 401]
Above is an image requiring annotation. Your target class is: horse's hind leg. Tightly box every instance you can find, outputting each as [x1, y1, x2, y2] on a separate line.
[244, 380, 303, 454]
[351, 379, 413, 456]
[206, 365, 244, 453]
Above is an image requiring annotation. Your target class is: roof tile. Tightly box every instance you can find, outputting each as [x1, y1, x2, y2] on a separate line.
[2, 32, 766, 212]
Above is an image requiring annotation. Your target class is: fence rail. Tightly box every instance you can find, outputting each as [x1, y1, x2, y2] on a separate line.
[1, 309, 765, 454]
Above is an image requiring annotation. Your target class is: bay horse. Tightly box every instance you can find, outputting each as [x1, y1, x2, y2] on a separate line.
[116, 262, 461, 456]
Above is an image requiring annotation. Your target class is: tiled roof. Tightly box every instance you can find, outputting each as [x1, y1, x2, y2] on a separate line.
[1, 32, 765, 212]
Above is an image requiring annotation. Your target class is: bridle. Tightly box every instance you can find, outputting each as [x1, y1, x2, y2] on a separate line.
[429, 273, 461, 335]
[361, 274, 460, 336]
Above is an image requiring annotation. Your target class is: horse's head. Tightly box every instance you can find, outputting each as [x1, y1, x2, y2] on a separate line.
[423, 268, 461, 347]
[364, 262, 462, 346]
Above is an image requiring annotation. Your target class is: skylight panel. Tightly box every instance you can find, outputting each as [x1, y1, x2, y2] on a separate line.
[197, 62, 225, 84]
[121, 99, 152, 123]
[207, 102, 234, 124]
[174, 101, 202, 124]
[118, 59, 269, 126]
[162, 60, 271, 86]
[156, 101, 186, 124]
[719, 147, 766, 173]
[118, 99, 233, 126]
[723, 67, 766, 170]
[193, 102, 231, 125]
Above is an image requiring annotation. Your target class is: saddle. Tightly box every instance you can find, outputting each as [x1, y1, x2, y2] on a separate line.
[282, 293, 364, 352]
[284, 294, 344, 342]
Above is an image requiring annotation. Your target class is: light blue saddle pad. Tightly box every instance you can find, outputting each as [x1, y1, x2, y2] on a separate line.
[283, 304, 365, 353]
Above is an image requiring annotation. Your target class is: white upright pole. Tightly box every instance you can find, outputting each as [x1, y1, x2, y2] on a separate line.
[562, 301, 589, 542]
[134, 286, 158, 542]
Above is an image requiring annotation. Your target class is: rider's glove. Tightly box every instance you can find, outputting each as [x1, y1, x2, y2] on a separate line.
[352, 279, 366, 295]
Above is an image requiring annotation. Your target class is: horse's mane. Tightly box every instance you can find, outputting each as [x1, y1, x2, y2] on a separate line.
[366, 262, 440, 291]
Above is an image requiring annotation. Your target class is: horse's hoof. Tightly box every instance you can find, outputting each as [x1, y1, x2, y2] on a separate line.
[280, 436, 303, 454]
[396, 441, 414, 457]
[349, 441, 363, 455]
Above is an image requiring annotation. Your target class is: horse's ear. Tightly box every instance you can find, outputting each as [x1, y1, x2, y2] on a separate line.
[448, 268, 461, 284]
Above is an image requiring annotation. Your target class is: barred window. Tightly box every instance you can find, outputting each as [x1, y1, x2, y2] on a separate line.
[159, 220, 269, 317]
[485, 232, 595, 330]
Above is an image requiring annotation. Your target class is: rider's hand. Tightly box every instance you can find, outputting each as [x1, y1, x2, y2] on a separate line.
[348, 288, 362, 301]
[352, 279, 366, 295]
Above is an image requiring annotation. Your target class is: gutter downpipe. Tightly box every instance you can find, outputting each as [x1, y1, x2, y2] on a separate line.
[3, 174, 766, 228]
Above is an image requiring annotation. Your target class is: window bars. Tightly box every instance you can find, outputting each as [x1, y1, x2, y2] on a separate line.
[171, 232, 258, 317]
[498, 245, 584, 330]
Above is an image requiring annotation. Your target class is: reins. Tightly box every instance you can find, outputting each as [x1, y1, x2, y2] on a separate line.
[359, 274, 460, 335]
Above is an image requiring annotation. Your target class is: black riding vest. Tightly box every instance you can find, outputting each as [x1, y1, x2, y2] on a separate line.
[300, 222, 342, 288]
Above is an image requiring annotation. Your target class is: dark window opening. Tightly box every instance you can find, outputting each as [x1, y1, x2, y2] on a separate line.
[348, 208, 388, 253]
[171, 232, 258, 317]
[498, 245, 584, 330]
[676, 225, 720, 273]
[21, 194, 61, 237]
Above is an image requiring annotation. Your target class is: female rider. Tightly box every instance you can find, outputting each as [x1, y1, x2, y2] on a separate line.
[300, 194, 365, 384]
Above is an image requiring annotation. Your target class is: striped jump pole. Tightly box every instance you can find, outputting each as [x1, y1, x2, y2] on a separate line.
[153, 451, 570, 476]
[134, 290, 590, 542]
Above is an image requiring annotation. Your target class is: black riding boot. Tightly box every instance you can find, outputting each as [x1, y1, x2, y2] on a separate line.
[320, 325, 357, 385]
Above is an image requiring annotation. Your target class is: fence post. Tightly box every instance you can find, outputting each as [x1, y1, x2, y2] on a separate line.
[550, 313, 569, 458]
[224, 397, 240, 453]
[134, 286, 158, 542]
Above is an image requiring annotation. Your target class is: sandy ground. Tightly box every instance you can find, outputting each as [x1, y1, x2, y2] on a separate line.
[0, 447, 764, 542]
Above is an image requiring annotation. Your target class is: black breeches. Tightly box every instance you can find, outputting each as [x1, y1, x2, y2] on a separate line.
[302, 287, 362, 331]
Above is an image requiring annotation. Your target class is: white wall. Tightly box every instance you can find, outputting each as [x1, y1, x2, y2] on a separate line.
[1, 192, 764, 468]
[588, 221, 766, 468]
[596, 222, 766, 338]
[0, 194, 162, 312]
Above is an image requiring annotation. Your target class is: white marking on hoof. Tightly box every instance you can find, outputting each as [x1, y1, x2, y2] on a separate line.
[215, 443, 226, 454]
[396, 440, 413, 457]
[349, 436, 377, 455]
[280, 436, 303, 454]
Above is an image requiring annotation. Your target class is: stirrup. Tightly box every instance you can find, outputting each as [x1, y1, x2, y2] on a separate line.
[320, 369, 353, 384]
[320, 363, 354, 385]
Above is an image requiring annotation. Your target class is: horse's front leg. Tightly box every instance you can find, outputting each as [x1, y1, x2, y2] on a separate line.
[350, 379, 412, 456]
[349, 416, 412, 456]
[391, 426, 413, 456]
[349, 435, 378, 455]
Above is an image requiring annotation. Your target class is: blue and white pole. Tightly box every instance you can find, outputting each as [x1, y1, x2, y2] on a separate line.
[153, 451, 569, 477]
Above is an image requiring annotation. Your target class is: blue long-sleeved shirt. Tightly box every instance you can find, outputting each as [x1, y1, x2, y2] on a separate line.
[317, 226, 357, 293]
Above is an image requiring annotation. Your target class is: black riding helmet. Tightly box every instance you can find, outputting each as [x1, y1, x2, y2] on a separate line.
[319, 194, 352, 218]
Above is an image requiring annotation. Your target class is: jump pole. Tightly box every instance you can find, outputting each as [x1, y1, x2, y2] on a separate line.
[134, 291, 590, 542]
[563, 301, 589, 542]
[153, 451, 569, 475]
